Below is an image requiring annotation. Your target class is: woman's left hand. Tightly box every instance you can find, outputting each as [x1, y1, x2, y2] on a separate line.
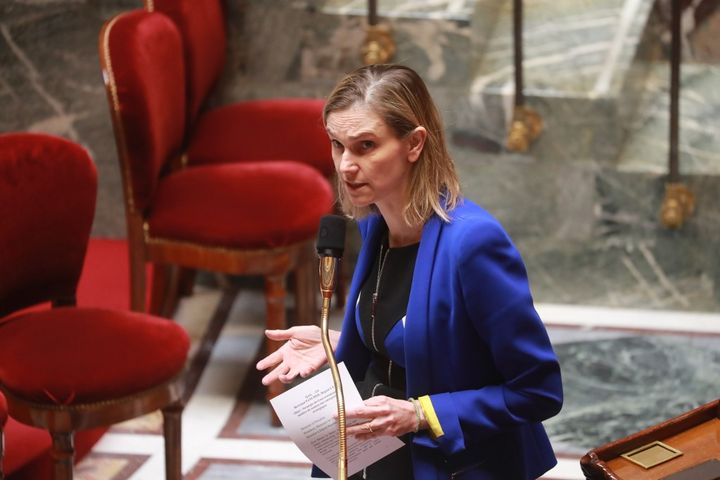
[345, 395, 418, 439]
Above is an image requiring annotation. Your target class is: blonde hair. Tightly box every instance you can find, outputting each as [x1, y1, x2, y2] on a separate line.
[323, 64, 461, 226]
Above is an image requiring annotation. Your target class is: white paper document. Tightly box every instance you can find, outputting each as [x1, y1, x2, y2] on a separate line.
[269, 362, 404, 479]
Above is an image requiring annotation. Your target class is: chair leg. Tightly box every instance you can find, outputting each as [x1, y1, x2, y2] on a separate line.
[294, 258, 318, 327]
[50, 431, 75, 480]
[162, 403, 183, 480]
[151, 265, 195, 318]
[129, 243, 147, 313]
[264, 274, 287, 426]
[177, 268, 196, 297]
[150, 263, 172, 316]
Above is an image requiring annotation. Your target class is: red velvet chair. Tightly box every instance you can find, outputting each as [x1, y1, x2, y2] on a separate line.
[144, 0, 346, 308]
[98, 10, 334, 414]
[0, 132, 190, 480]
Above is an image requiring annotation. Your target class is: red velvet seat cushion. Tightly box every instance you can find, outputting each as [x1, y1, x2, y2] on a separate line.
[148, 160, 334, 248]
[186, 99, 335, 177]
[0, 308, 189, 404]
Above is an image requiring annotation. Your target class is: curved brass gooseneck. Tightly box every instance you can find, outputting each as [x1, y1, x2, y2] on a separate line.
[319, 256, 347, 480]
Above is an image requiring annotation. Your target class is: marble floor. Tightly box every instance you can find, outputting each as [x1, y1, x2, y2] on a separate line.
[70, 283, 720, 480]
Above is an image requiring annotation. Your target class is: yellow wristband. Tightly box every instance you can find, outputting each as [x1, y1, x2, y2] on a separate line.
[418, 395, 445, 439]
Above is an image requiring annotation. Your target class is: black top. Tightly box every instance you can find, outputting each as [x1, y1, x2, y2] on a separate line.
[351, 235, 419, 480]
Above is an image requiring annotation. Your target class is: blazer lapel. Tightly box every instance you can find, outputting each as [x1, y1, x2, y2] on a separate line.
[346, 215, 385, 317]
[404, 214, 443, 396]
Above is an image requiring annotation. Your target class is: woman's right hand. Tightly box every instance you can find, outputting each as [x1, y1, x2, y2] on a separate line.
[255, 325, 339, 385]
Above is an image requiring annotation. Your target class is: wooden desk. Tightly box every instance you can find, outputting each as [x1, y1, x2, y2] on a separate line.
[581, 399, 720, 479]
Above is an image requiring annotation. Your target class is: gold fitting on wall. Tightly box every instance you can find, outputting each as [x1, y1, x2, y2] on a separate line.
[361, 24, 396, 65]
[660, 182, 695, 229]
[506, 105, 543, 153]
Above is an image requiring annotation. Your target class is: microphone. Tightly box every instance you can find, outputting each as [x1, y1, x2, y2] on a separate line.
[316, 215, 346, 298]
[315, 215, 348, 480]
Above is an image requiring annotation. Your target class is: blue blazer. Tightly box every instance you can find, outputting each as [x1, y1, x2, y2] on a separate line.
[322, 198, 563, 479]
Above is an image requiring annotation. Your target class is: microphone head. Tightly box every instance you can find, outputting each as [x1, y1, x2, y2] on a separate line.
[316, 215, 346, 257]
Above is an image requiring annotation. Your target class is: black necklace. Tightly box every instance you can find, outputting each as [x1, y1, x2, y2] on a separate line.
[370, 241, 390, 353]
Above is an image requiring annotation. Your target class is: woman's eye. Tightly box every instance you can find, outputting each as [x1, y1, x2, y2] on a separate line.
[360, 140, 375, 151]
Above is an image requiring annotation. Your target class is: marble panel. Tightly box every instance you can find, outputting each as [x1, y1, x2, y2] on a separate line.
[545, 329, 720, 454]
[0, 0, 137, 237]
[458, 0, 669, 167]
[617, 64, 720, 176]
[450, 146, 597, 240]
[594, 168, 720, 246]
[512, 167, 720, 309]
[447, 148, 719, 309]
[235, 0, 475, 88]
[470, 0, 655, 96]
[452, 90, 627, 165]
[519, 236, 717, 310]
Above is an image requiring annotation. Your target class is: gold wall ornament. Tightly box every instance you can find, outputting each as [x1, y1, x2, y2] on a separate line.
[361, 24, 396, 65]
[660, 182, 695, 229]
[506, 105, 543, 152]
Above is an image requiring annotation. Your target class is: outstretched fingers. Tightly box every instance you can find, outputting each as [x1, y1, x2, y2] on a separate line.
[264, 328, 296, 341]
[261, 363, 291, 386]
[255, 348, 283, 371]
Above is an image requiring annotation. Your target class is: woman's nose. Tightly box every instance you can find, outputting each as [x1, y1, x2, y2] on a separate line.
[338, 151, 357, 174]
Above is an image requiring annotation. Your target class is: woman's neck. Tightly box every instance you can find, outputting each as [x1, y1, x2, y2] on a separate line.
[376, 194, 422, 247]
[383, 215, 422, 248]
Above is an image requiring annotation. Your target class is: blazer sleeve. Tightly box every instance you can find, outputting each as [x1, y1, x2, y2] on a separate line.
[413, 219, 563, 456]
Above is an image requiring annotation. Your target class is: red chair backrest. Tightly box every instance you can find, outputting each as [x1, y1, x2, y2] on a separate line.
[148, 0, 227, 123]
[0, 133, 97, 317]
[99, 10, 186, 213]
[188, 98, 332, 172]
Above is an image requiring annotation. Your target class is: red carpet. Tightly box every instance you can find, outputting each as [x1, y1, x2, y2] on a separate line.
[3, 238, 144, 479]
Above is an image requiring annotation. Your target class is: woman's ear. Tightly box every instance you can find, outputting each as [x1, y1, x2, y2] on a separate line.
[407, 126, 427, 163]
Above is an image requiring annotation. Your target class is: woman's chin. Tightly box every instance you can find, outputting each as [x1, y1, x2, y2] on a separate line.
[349, 199, 371, 208]
[344, 192, 371, 208]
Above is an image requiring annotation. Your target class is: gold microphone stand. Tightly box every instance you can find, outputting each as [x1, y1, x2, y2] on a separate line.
[319, 256, 347, 480]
